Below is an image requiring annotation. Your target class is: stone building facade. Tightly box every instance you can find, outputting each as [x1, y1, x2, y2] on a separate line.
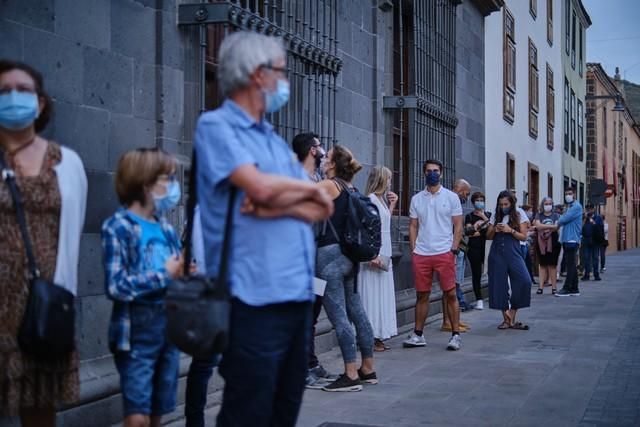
[0, 1, 498, 424]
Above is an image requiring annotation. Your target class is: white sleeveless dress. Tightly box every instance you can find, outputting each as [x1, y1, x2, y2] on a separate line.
[358, 194, 398, 340]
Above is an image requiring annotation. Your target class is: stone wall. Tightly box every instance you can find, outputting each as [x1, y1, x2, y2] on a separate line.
[0, 1, 488, 425]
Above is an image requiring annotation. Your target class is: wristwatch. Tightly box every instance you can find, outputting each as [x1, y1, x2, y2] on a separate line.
[451, 248, 460, 255]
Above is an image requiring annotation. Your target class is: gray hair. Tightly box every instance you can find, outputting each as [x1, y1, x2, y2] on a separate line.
[217, 31, 286, 96]
[539, 196, 554, 213]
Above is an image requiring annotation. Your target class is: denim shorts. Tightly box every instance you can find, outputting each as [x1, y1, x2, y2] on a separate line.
[114, 304, 180, 416]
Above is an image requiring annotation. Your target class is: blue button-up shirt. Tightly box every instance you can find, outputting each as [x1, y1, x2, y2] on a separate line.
[194, 100, 315, 306]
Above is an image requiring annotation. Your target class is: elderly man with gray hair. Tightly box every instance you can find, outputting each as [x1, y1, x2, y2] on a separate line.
[193, 31, 333, 427]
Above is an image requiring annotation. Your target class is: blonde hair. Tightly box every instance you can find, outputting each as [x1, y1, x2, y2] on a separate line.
[365, 165, 392, 196]
[115, 148, 176, 206]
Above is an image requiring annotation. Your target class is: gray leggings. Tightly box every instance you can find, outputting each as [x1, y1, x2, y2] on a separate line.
[316, 244, 374, 364]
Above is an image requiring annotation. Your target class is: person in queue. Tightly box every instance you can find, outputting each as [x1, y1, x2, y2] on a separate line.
[193, 32, 333, 426]
[0, 60, 87, 427]
[486, 190, 531, 330]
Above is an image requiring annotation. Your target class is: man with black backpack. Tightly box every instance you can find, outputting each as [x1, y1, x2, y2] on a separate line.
[404, 159, 464, 351]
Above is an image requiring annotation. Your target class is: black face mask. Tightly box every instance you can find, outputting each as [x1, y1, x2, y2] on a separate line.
[314, 148, 325, 169]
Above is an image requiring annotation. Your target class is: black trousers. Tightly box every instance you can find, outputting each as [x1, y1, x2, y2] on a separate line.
[467, 248, 485, 300]
[308, 295, 323, 369]
[561, 243, 580, 293]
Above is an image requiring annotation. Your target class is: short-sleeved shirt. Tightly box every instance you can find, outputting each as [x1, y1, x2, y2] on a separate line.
[194, 99, 315, 306]
[490, 209, 529, 225]
[409, 187, 463, 256]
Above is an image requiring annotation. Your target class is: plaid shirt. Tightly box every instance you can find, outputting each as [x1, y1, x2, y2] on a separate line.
[101, 208, 181, 352]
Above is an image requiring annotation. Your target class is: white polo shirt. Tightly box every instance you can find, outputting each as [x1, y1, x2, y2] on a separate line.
[409, 186, 463, 256]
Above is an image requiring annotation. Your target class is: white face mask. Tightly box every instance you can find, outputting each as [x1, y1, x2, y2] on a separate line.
[565, 195, 574, 204]
[543, 204, 553, 213]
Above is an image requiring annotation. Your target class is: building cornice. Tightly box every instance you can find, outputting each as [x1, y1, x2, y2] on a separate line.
[470, 0, 504, 17]
[573, 0, 592, 28]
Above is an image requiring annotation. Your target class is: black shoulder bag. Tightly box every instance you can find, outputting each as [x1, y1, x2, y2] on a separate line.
[165, 150, 235, 359]
[0, 153, 75, 359]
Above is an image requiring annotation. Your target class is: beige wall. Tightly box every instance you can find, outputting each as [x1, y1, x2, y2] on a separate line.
[592, 89, 640, 254]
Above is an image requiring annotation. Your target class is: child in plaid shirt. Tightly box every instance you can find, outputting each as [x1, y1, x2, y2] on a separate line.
[102, 148, 184, 427]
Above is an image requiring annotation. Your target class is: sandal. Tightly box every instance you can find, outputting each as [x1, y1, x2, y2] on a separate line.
[498, 321, 511, 330]
[536, 289, 543, 294]
[374, 340, 386, 352]
[510, 322, 530, 330]
[552, 289, 557, 295]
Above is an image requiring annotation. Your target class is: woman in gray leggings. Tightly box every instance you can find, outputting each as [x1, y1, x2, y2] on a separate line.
[317, 145, 376, 392]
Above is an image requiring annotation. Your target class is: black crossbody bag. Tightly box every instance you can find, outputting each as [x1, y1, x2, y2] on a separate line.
[0, 153, 75, 359]
[165, 150, 235, 359]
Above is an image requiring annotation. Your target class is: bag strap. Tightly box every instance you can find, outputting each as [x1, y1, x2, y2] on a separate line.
[0, 153, 41, 279]
[182, 149, 237, 286]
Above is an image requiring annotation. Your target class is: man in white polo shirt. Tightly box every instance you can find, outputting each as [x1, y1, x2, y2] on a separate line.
[403, 159, 464, 351]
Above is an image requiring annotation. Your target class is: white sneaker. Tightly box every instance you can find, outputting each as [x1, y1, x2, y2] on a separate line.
[475, 299, 484, 310]
[402, 332, 426, 348]
[447, 334, 462, 351]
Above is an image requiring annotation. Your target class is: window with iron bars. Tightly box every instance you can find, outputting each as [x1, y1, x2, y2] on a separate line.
[387, 0, 458, 216]
[201, 0, 341, 149]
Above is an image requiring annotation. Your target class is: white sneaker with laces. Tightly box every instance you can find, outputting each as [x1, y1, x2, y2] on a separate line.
[447, 334, 462, 351]
[475, 299, 484, 310]
[402, 332, 426, 348]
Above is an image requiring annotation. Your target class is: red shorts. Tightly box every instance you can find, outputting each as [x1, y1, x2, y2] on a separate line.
[412, 252, 456, 293]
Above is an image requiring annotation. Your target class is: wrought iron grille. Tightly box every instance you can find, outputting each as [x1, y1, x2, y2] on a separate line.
[385, 0, 458, 216]
[179, 0, 341, 149]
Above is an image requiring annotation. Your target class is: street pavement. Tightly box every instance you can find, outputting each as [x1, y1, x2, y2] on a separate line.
[167, 249, 640, 427]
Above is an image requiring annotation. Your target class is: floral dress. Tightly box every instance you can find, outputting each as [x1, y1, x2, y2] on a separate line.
[0, 142, 79, 415]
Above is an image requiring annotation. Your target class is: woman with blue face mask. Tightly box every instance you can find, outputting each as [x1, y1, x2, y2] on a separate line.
[486, 191, 532, 330]
[101, 148, 185, 427]
[464, 192, 492, 310]
[0, 61, 87, 427]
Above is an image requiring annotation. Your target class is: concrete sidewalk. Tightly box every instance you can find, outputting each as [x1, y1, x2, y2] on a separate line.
[168, 249, 640, 427]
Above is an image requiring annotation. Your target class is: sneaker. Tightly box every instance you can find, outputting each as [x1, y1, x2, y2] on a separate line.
[357, 368, 378, 385]
[602, 267, 607, 272]
[570, 290, 581, 296]
[594, 276, 602, 281]
[475, 299, 484, 310]
[322, 374, 362, 392]
[447, 334, 462, 351]
[309, 365, 338, 381]
[403, 332, 426, 348]
[555, 289, 572, 297]
[581, 276, 590, 281]
[305, 372, 330, 389]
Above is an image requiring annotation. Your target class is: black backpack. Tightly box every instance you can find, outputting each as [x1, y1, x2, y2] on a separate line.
[327, 178, 382, 263]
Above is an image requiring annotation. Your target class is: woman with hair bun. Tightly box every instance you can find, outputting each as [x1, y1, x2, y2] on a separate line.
[0, 60, 87, 426]
[316, 145, 377, 392]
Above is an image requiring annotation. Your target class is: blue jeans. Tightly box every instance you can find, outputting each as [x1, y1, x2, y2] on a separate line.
[216, 299, 311, 427]
[455, 250, 467, 308]
[185, 354, 221, 427]
[114, 304, 179, 416]
[582, 244, 600, 278]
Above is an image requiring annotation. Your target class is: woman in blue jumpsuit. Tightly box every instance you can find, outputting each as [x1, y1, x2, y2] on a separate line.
[486, 191, 532, 330]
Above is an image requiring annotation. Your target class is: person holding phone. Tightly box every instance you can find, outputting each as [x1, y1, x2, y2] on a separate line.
[486, 190, 532, 330]
[465, 192, 492, 309]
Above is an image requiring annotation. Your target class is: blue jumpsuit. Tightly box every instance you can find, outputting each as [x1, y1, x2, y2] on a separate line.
[488, 232, 532, 311]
